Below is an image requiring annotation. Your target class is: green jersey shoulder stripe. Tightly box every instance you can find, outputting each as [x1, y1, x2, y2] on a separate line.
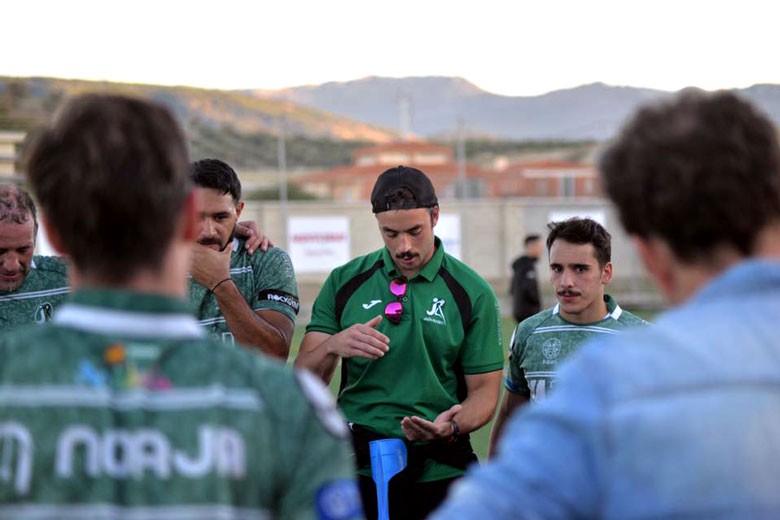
[198, 316, 226, 326]
[0, 287, 69, 302]
[532, 325, 623, 335]
[56, 304, 203, 339]
[524, 371, 557, 378]
[0, 385, 263, 411]
[186, 266, 254, 280]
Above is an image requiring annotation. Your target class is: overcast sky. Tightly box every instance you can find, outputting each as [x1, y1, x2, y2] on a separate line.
[4, 0, 777, 97]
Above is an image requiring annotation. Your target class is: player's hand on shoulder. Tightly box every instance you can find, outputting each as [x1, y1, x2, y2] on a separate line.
[235, 220, 274, 254]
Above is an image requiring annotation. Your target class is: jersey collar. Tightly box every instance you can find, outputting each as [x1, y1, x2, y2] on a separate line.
[552, 294, 623, 322]
[381, 236, 444, 282]
[55, 289, 204, 339]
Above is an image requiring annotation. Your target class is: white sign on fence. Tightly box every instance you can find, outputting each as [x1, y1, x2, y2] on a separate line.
[437, 213, 462, 260]
[288, 216, 351, 273]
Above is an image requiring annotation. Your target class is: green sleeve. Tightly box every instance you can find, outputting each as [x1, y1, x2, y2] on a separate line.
[251, 247, 300, 323]
[506, 321, 533, 397]
[459, 285, 504, 374]
[274, 370, 363, 520]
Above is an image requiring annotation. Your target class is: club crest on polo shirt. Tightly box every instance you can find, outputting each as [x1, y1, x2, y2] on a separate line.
[423, 297, 446, 325]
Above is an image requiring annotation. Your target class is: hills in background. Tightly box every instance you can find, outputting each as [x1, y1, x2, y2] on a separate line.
[0, 76, 397, 141]
[0, 76, 402, 172]
[255, 76, 780, 141]
[4, 75, 780, 173]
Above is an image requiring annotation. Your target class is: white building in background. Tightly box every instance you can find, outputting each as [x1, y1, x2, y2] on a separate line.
[0, 131, 25, 177]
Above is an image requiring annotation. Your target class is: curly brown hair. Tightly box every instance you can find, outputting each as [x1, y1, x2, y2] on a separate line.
[600, 89, 780, 262]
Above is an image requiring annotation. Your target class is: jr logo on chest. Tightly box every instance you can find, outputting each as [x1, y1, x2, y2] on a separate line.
[423, 297, 446, 325]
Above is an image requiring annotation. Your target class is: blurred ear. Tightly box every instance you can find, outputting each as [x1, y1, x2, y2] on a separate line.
[179, 189, 199, 242]
[633, 236, 675, 301]
[430, 205, 440, 227]
[235, 200, 245, 219]
[41, 217, 67, 255]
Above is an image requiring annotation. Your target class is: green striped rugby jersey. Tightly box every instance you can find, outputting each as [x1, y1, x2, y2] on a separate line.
[506, 294, 648, 400]
[0, 289, 361, 520]
[188, 240, 300, 346]
[0, 255, 69, 331]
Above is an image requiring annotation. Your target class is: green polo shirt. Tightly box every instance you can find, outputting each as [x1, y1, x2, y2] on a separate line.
[0, 255, 69, 332]
[307, 237, 504, 482]
[189, 239, 300, 345]
[0, 289, 361, 519]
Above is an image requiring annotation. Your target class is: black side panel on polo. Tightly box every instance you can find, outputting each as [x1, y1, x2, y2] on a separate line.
[334, 259, 385, 324]
[335, 259, 384, 396]
[438, 268, 472, 334]
[439, 267, 474, 402]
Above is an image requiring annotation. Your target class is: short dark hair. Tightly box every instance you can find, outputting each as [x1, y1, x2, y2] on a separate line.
[546, 218, 611, 267]
[0, 184, 37, 230]
[371, 165, 438, 213]
[600, 89, 780, 262]
[524, 234, 541, 246]
[190, 158, 242, 204]
[24, 94, 191, 282]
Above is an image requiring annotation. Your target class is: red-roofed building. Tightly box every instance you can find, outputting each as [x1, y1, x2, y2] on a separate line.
[352, 142, 454, 167]
[294, 141, 492, 201]
[293, 142, 601, 201]
[486, 160, 601, 198]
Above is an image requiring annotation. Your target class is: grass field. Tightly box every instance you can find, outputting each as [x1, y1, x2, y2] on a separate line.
[289, 309, 659, 461]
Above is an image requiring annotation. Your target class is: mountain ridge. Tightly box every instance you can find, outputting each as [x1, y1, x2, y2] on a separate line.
[5, 75, 780, 145]
[0, 76, 398, 142]
[253, 76, 780, 140]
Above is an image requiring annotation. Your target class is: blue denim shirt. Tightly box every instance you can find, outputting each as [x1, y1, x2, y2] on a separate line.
[432, 260, 780, 519]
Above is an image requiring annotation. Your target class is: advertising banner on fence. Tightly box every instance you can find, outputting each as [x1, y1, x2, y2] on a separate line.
[437, 213, 462, 260]
[288, 216, 351, 273]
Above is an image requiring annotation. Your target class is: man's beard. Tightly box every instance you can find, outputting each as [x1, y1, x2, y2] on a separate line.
[0, 269, 27, 293]
[197, 227, 236, 251]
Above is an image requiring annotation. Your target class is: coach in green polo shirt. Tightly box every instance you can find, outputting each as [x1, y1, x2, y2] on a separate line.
[296, 166, 504, 520]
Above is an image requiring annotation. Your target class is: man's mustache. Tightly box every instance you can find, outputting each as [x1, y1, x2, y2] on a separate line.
[396, 251, 416, 260]
[557, 290, 581, 297]
[198, 237, 222, 246]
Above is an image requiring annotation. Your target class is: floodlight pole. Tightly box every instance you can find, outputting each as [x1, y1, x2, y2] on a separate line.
[457, 118, 466, 199]
[277, 112, 288, 245]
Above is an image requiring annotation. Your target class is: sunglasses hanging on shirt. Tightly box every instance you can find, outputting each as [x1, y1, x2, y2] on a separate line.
[384, 277, 407, 324]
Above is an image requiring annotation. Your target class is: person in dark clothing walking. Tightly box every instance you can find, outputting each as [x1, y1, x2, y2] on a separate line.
[510, 234, 542, 323]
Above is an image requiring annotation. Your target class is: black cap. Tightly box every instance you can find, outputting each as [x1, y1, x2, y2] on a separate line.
[370, 165, 439, 213]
